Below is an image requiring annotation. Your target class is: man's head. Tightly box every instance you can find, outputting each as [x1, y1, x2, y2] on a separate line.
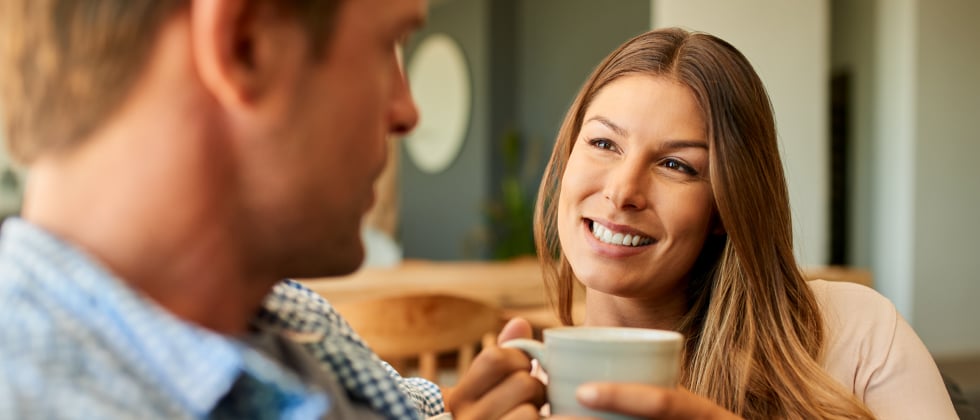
[218, 0, 424, 277]
[0, 0, 343, 164]
[0, 0, 425, 278]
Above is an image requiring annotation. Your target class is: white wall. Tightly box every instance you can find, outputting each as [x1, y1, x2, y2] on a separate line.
[840, 0, 980, 357]
[651, 0, 830, 266]
[655, 0, 980, 357]
[869, 0, 919, 321]
[831, 0, 918, 320]
[911, 0, 980, 357]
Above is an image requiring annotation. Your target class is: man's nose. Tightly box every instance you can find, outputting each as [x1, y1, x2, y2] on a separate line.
[388, 58, 419, 136]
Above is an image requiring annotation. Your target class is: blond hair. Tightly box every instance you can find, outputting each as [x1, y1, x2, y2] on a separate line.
[534, 28, 874, 419]
[0, 0, 341, 164]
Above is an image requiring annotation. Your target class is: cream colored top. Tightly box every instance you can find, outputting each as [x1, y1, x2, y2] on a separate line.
[811, 279, 958, 419]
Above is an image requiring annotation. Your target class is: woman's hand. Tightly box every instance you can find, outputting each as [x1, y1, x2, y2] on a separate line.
[553, 383, 742, 420]
[445, 318, 546, 420]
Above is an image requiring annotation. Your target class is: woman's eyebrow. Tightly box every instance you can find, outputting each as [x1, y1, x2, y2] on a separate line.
[586, 116, 707, 150]
[661, 140, 708, 150]
[586, 116, 628, 138]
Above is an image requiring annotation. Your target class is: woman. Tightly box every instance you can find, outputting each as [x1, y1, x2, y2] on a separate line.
[447, 27, 957, 419]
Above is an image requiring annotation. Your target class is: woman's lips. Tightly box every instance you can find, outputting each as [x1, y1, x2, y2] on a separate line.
[583, 218, 654, 258]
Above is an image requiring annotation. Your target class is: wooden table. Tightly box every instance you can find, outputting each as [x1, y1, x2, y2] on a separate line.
[301, 258, 872, 329]
[302, 257, 549, 308]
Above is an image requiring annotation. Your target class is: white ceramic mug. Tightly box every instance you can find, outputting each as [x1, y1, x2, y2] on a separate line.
[503, 327, 683, 420]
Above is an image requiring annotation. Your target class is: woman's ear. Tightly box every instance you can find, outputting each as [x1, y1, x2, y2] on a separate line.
[711, 213, 726, 236]
[712, 224, 726, 236]
[190, 0, 301, 111]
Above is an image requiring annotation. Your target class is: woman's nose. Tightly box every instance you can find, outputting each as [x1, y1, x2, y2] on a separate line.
[602, 160, 649, 211]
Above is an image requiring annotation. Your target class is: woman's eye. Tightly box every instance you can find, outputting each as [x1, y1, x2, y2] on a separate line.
[662, 158, 698, 176]
[589, 138, 617, 152]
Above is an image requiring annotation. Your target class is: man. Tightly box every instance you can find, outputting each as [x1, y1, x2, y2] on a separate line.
[0, 0, 549, 416]
[0, 0, 440, 417]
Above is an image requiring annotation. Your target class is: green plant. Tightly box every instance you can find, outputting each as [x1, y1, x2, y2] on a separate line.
[486, 129, 539, 260]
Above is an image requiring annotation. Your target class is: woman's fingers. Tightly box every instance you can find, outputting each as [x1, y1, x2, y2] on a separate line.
[461, 371, 546, 419]
[575, 383, 741, 419]
[499, 403, 543, 420]
[497, 317, 534, 344]
[450, 345, 531, 400]
[447, 345, 542, 418]
[574, 383, 669, 418]
[447, 319, 545, 420]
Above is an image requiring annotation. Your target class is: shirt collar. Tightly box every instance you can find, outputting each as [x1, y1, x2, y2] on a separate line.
[0, 218, 326, 416]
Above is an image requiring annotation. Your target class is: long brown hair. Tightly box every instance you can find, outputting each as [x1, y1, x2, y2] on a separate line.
[533, 28, 874, 419]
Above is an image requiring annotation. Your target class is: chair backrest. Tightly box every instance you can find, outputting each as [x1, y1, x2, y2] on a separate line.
[333, 293, 503, 384]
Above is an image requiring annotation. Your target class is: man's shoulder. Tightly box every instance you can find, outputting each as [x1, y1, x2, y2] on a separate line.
[0, 304, 137, 417]
[0, 261, 183, 418]
[2, 262, 108, 378]
[0, 261, 60, 352]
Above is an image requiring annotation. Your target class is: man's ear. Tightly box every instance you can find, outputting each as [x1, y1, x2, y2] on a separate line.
[190, 0, 297, 110]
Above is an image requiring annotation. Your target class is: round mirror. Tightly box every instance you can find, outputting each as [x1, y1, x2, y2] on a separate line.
[404, 33, 471, 174]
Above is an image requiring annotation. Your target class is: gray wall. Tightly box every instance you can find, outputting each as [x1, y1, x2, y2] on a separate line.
[399, 0, 650, 260]
[518, 0, 651, 186]
[400, 0, 492, 260]
[0, 103, 23, 217]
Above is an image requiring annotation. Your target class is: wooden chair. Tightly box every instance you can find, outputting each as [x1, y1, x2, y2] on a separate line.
[333, 293, 503, 384]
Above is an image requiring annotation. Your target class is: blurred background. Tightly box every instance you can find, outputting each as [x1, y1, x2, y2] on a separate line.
[389, 0, 980, 362]
[1, 0, 977, 388]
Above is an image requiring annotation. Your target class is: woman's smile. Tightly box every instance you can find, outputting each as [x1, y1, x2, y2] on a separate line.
[581, 218, 655, 258]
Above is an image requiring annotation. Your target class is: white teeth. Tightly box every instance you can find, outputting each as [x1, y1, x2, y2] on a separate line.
[591, 221, 652, 247]
[611, 233, 624, 244]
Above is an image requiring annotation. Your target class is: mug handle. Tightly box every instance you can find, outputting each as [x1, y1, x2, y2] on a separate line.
[501, 338, 547, 370]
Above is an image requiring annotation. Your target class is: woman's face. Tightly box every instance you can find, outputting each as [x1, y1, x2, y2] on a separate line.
[557, 74, 718, 301]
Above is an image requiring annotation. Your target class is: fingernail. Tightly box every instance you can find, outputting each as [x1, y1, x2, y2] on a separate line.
[576, 384, 599, 404]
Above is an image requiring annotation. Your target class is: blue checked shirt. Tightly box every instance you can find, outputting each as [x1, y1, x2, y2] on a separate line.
[0, 218, 445, 419]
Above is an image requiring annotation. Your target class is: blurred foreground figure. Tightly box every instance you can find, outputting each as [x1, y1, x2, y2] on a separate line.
[0, 0, 460, 418]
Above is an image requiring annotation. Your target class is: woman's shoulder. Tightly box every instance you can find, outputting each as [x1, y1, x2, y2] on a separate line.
[807, 278, 895, 313]
[806, 280, 900, 391]
[805, 282, 959, 418]
[807, 278, 900, 333]
[807, 279, 899, 346]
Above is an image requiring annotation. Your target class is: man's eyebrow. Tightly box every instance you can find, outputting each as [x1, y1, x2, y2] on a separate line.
[397, 15, 426, 46]
[404, 14, 427, 33]
[585, 116, 628, 138]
